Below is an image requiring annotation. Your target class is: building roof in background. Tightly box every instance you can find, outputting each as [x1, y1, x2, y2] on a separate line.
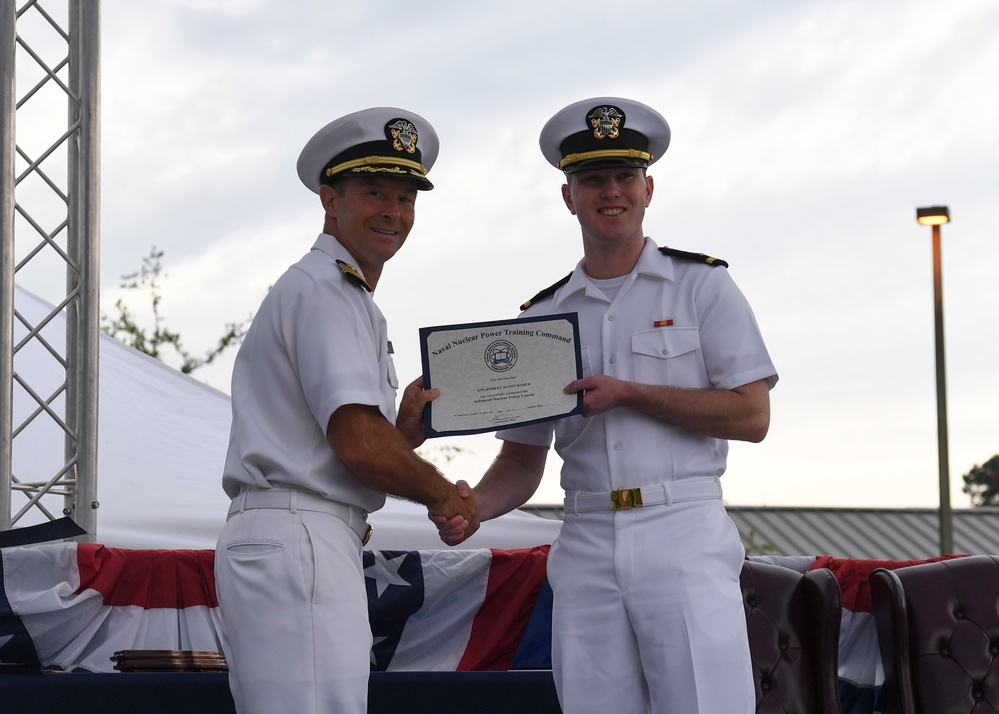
[519, 505, 999, 560]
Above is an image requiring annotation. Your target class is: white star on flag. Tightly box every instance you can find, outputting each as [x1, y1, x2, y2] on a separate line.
[365, 550, 413, 598]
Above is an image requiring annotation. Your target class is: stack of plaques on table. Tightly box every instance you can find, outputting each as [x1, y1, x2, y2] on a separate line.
[111, 650, 228, 672]
[0, 662, 42, 674]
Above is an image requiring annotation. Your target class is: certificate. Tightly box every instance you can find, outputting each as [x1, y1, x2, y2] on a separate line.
[419, 313, 582, 437]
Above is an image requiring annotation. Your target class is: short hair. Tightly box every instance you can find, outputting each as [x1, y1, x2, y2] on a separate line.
[324, 174, 352, 196]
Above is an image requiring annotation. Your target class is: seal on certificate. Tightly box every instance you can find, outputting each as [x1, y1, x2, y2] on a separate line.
[484, 340, 518, 372]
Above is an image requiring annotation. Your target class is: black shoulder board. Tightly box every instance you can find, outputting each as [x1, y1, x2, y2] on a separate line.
[336, 259, 372, 292]
[658, 246, 729, 268]
[520, 273, 572, 311]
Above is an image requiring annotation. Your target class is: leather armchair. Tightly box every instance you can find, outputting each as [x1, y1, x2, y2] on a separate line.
[741, 560, 843, 714]
[870, 555, 999, 714]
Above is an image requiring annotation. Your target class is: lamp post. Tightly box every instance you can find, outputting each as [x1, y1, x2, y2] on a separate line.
[916, 205, 952, 556]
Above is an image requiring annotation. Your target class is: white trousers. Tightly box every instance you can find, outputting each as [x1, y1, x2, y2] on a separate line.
[547, 498, 754, 714]
[214, 507, 371, 714]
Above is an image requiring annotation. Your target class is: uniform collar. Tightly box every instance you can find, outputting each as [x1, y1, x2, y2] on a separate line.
[634, 237, 674, 281]
[551, 238, 669, 309]
[311, 233, 373, 287]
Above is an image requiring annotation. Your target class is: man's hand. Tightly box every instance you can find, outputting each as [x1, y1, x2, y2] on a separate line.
[566, 376, 772, 442]
[396, 376, 439, 448]
[428, 480, 479, 546]
[564, 375, 630, 417]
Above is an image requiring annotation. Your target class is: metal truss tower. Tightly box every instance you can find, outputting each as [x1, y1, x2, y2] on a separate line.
[0, 0, 101, 540]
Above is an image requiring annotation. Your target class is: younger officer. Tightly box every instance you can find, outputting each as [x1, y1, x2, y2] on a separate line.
[436, 97, 777, 712]
[216, 107, 478, 714]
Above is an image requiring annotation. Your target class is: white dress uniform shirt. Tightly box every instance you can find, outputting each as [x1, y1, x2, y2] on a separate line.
[221, 232, 398, 513]
[499, 237, 777, 490]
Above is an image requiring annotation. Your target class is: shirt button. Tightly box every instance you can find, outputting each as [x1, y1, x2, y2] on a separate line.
[608, 355, 616, 364]
[661, 348, 668, 355]
[613, 443, 621, 450]
[607, 315, 615, 321]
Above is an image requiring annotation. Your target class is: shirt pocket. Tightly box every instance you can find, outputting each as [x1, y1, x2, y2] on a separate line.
[631, 327, 701, 386]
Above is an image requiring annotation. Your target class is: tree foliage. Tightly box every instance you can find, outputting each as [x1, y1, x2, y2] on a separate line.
[742, 528, 776, 556]
[416, 443, 466, 465]
[101, 246, 250, 374]
[962, 454, 999, 507]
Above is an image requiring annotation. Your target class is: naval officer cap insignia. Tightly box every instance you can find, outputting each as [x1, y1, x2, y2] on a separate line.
[539, 97, 671, 174]
[296, 107, 440, 193]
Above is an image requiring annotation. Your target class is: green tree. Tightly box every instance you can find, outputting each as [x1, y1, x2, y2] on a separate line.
[101, 246, 250, 374]
[416, 443, 466, 465]
[743, 528, 776, 556]
[962, 455, 999, 507]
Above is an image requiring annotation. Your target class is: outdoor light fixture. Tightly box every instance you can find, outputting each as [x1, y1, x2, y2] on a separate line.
[916, 205, 950, 226]
[916, 205, 952, 556]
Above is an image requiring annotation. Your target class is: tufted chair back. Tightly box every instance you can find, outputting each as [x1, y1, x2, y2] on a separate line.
[741, 560, 843, 714]
[870, 555, 999, 714]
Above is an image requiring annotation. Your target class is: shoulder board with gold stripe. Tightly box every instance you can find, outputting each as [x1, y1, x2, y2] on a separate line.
[520, 273, 572, 311]
[658, 246, 728, 268]
[336, 259, 372, 292]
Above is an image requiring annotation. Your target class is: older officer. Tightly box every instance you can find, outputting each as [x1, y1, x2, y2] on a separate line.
[216, 107, 478, 714]
[436, 97, 777, 712]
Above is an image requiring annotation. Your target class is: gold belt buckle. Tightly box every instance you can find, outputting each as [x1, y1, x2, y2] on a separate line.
[362, 524, 373, 546]
[611, 487, 644, 510]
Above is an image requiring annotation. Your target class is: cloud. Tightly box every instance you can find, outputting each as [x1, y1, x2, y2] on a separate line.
[12, 0, 999, 508]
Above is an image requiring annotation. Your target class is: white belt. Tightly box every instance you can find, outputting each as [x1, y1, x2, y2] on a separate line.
[564, 477, 723, 514]
[227, 488, 372, 545]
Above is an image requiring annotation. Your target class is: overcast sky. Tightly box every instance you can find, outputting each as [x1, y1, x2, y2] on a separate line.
[13, 0, 999, 508]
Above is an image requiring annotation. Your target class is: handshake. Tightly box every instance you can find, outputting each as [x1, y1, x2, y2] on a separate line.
[397, 377, 481, 547]
[427, 480, 479, 547]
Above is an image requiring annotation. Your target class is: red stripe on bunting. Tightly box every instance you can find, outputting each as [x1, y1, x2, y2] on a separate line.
[457, 545, 550, 671]
[808, 554, 965, 613]
[75, 544, 219, 609]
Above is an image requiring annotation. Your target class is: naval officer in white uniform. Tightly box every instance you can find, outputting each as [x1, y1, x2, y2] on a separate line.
[216, 107, 478, 714]
[434, 97, 777, 713]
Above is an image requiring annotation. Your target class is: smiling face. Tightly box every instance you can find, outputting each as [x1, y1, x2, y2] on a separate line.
[562, 167, 653, 252]
[320, 176, 419, 288]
